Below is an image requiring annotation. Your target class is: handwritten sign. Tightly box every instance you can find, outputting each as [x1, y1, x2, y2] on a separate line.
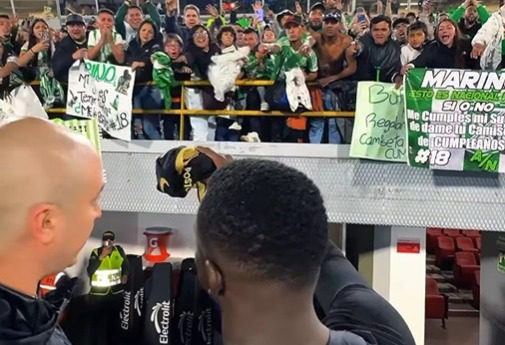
[66, 60, 134, 141]
[350, 82, 406, 162]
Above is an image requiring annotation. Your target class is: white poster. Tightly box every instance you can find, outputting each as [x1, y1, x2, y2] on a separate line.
[66, 59, 134, 141]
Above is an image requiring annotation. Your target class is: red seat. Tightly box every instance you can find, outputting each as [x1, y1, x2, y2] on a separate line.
[453, 252, 480, 288]
[474, 237, 481, 251]
[427, 228, 444, 254]
[436, 236, 455, 267]
[425, 278, 448, 328]
[472, 270, 480, 309]
[456, 236, 479, 254]
[443, 229, 461, 238]
[462, 230, 480, 238]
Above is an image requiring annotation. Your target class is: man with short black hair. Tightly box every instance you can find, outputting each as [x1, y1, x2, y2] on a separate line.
[406, 12, 416, 24]
[87, 8, 125, 64]
[165, 0, 201, 47]
[196, 159, 375, 345]
[450, 0, 489, 40]
[115, 3, 162, 47]
[353, 15, 402, 84]
[53, 14, 87, 85]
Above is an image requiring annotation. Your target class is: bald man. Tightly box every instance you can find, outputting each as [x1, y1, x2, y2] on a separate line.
[0, 118, 104, 344]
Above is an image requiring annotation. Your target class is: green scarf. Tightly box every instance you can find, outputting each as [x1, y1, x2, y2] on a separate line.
[40, 67, 65, 110]
[151, 52, 176, 109]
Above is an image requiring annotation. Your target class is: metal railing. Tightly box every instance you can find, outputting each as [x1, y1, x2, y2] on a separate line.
[45, 79, 356, 139]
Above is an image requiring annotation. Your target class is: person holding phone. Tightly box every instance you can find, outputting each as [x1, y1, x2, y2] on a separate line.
[350, 7, 369, 37]
[18, 18, 65, 109]
[86, 230, 129, 345]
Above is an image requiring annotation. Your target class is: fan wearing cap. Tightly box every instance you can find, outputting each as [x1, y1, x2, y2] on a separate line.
[87, 8, 125, 64]
[308, 2, 326, 33]
[276, 9, 295, 38]
[86, 230, 129, 344]
[272, 15, 318, 141]
[52, 14, 87, 86]
[309, 10, 356, 144]
[392, 17, 409, 45]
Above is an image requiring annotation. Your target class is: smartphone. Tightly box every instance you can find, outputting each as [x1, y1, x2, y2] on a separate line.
[358, 14, 366, 22]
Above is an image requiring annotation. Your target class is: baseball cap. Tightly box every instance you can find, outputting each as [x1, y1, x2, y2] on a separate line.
[97, 8, 115, 16]
[392, 17, 410, 28]
[102, 231, 115, 241]
[276, 9, 295, 24]
[156, 146, 217, 201]
[66, 14, 85, 26]
[283, 15, 303, 28]
[323, 10, 342, 22]
[310, 2, 325, 12]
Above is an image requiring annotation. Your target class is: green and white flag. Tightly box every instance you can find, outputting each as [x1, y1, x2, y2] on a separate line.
[405, 68, 505, 173]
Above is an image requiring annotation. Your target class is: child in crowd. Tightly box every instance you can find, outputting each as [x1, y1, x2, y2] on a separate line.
[400, 21, 428, 65]
[262, 24, 277, 44]
[256, 25, 280, 111]
[163, 33, 192, 140]
[208, 25, 250, 141]
[208, 25, 249, 102]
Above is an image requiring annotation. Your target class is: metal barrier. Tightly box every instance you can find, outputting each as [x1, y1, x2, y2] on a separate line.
[46, 80, 356, 139]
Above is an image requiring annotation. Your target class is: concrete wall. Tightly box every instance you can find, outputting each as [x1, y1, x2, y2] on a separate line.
[373, 226, 426, 345]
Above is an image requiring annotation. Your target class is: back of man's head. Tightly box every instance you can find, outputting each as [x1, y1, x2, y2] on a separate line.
[196, 159, 328, 289]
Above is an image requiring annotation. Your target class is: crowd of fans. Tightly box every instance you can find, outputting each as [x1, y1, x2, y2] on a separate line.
[0, 0, 501, 142]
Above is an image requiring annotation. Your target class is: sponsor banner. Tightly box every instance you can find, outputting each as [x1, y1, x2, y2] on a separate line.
[143, 263, 173, 345]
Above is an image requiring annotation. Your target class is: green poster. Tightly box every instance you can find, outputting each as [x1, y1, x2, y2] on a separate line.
[350, 82, 406, 162]
[405, 68, 505, 173]
[52, 118, 102, 155]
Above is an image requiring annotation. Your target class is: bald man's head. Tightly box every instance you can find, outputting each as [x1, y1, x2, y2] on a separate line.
[0, 118, 103, 271]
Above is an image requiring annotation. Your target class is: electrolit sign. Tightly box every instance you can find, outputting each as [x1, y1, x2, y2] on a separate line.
[178, 311, 194, 345]
[150, 301, 171, 344]
[120, 291, 131, 330]
[143, 227, 173, 264]
[134, 287, 144, 317]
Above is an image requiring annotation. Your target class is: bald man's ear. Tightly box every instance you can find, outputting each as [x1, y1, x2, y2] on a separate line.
[29, 204, 60, 245]
[204, 259, 225, 297]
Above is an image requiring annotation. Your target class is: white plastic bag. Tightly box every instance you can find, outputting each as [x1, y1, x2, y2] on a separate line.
[285, 68, 312, 112]
[0, 85, 48, 120]
[11, 84, 48, 118]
